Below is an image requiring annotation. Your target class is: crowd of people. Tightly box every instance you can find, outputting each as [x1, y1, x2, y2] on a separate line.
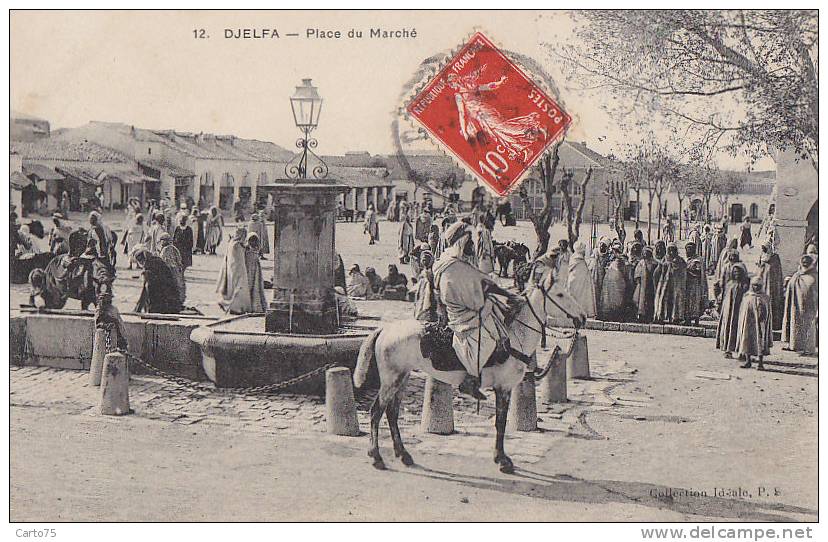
[14, 195, 819, 365]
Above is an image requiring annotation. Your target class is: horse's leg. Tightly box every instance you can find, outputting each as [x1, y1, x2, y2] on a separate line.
[387, 375, 413, 466]
[494, 387, 515, 474]
[368, 396, 387, 470]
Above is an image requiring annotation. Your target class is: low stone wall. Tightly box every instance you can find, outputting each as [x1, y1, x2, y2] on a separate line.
[10, 310, 214, 381]
[547, 317, 717, 338]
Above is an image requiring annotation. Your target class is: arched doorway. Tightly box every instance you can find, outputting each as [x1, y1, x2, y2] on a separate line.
[690, 199, 703, 220]
[730, 203, 744, 223]
[805, 200, 818, 247]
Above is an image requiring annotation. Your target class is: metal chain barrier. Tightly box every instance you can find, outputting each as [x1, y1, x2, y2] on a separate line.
[101, 326, 339, 397]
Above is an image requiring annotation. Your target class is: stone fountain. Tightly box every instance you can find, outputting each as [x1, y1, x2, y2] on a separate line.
[190, 79, 375, 394]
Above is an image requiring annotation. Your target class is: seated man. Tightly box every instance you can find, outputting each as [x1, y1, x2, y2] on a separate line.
[346, 264, 370, 299]
[433, 222, 521, 400]
[382, 264, 408, 300]
[132, 248, 183, 314]
[364, 267, 384, 299]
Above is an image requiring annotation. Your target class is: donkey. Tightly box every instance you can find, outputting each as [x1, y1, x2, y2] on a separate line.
[353, 255, 587, 474]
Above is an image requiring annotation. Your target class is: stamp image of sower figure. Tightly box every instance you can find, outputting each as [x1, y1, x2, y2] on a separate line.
[406, 32, 572, 196]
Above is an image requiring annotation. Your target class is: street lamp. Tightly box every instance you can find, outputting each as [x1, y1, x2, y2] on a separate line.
[286, 78, 328, 180]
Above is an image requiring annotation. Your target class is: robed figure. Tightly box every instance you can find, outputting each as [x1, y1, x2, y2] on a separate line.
[398, 215, 415, 262]
[716, 262, 749, 356]
[475, 219, 496, 275]
[243, 232, 268, 313]
[653, 244, 687, 324]
[588, 240, 610, 317]
[567, 241, 597, 318]
[683, 242, 708, 326]
[633, 247, 658, 323]
[757, 242, 784, 331]
[781, 255, 818, 354]
[133, 249, 183, 314]
[599, 256, 627, 321]
[217, 228, 253, 314]
[737, 276, 773, 366]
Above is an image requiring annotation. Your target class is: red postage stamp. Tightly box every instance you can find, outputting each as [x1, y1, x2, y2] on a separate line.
[407, 32, 572, 196]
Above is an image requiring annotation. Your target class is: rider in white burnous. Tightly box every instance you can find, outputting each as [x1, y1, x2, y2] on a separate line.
[432, 221, 522, 400]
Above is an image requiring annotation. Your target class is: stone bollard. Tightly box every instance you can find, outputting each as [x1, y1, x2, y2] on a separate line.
[420, 376, 455, 435]
[325, 367, 360, 436]
[567, 332, 591, 379]
[507, 371, 538, 432]
[89, 328, 108, 386]
[540, 347, 567, 404]
[100, 352, 130, 416]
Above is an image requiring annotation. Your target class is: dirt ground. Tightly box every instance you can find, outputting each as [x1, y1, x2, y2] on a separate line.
[11, 329, 817, 522]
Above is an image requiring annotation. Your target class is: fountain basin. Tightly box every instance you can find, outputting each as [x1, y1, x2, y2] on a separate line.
[189, 314, 375, 394]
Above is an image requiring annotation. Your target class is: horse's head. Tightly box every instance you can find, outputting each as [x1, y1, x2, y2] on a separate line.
[530, 252, 587, 328]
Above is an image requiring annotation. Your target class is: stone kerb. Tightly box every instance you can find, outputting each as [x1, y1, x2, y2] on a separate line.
[546, 316, 711, 339]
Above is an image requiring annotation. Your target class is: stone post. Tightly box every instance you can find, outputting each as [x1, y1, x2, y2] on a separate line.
[100, 352, 130, 416]
[325, 367, 360, 436]
[507, 371, 538, 432]
[420, 376, 454, 434]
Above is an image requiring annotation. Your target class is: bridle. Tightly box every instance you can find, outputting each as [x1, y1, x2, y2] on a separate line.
[512, 261, 581, 347]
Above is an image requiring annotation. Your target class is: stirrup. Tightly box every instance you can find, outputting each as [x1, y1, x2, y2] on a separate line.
[458, 374, 487, 401]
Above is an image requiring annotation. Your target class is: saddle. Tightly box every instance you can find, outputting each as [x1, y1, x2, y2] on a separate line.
[418, 322, 515, 373]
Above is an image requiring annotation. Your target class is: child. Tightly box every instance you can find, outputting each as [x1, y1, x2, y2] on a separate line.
[737, 275, 772, 370]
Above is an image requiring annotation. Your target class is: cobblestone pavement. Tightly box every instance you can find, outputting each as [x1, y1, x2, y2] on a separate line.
[10, 331, 649, 464]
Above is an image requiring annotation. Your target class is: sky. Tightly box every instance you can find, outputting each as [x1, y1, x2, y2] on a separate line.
[10, 10, 770, 170]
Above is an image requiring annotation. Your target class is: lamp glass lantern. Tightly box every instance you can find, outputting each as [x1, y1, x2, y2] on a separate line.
[290, 78, 323, 133]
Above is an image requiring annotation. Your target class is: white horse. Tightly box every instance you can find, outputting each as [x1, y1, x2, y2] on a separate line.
[353, 255, 587, 473]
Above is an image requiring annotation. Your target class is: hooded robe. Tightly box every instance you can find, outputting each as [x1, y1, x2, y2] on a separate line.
[135, 251, 183, 314]
[684, 253, 708, 323]
[172, 223, 194, 269]
[159, 241, 186, 304]
[599, 257, 627, 320]
[654, 251, 687, 323]
[716, 263, 749, 352]
[781, 259, 818, 353]
[633, 254, 658, 322]
[737, 286, 772, 357]
[216, 230, 252, 314]
[567, 243, 597, 318]
[243, 232, 268, 312]
[475, 223, 495, 275]
[758, 249, 784, 330]
[398, 219, 415, 259]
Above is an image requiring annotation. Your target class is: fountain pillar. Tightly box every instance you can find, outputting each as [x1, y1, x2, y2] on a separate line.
[264, 182, 348, 334]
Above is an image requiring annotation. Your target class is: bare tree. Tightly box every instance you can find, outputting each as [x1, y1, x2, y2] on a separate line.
[560, 166, 594, 248]
[623, 147, 647, 230]
[604, 174, 628, 243]
[519, 145, 561, 257]
[653, 155, 676, 240]
[519, 143, 594, 256]
[552, 10, 818, 171]
[672, 165, 693, 239]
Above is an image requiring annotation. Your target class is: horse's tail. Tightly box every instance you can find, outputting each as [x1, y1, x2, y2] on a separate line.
[353, 327, 382, 389]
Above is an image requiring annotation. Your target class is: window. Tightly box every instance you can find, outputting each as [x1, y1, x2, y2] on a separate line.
[148, 147, 152, 155]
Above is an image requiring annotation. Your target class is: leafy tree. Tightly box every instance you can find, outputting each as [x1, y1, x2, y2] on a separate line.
[552, 10, 818, 171]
